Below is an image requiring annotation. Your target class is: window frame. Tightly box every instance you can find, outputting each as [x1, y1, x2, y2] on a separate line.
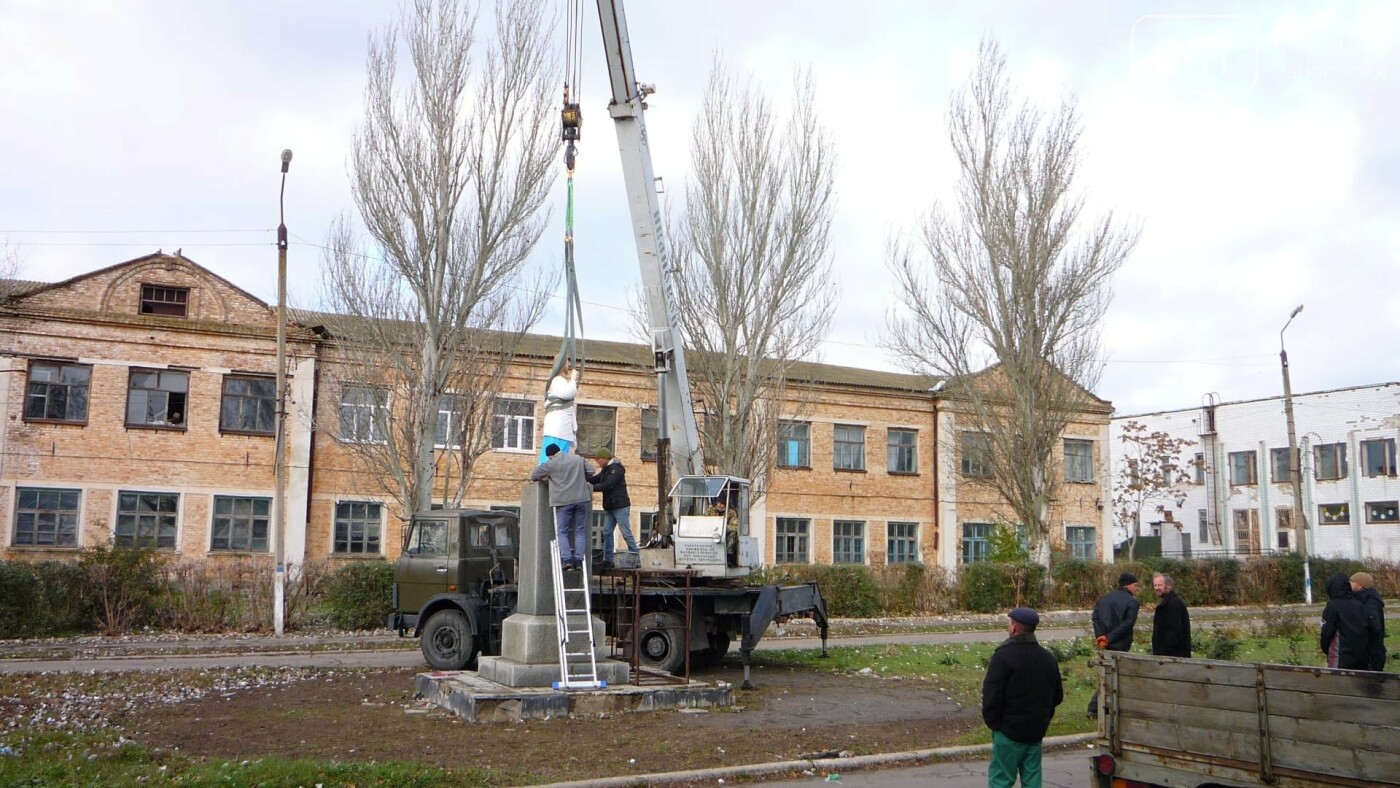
[339, 385, 388, 444]
[1197, 508, 1209, 543]
[1361, 438, 1397, 478]
[115, 490, 180, 550]
[832, 520, 865, 564]
[961, 522, 990, 564]
[1313, 442, 1348, 481]
[209, 495, 271, 553]
[434, 392, 465, 450]
[139, 283, 189, 317]
[12, 487, 82, 548]
[490, 397, 536, 453]
[774, 517, 810, 564]
[218, 374, 276, 435]
[1063, 439, 1095, 483]
[1365, 500, 1398, 525]
[777, 421, 811, 470]
[886, 428, 918, 474]
[832, 425, 866, 472]
[24, 361, 92, 425]
[886, 521, 919, 564]
[640, 407, 659, 462]
[1318, 502, 1350, 526]
[125, 368, 190, 430]
[1228, 450, 1258, 486]
[575, 404, 617, 457]
[1066, 525, 1097, 561]
[960, 432, 992, 478]
[1270, 447, 1292, 484]
[334, 501, 384, 555]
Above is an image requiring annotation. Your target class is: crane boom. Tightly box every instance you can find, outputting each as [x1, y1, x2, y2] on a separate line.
[594, 0, 704, 481]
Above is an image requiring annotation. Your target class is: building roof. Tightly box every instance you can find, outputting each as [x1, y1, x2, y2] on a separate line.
[7, 251, 272, 310]
[1114, 380, 1400, 420]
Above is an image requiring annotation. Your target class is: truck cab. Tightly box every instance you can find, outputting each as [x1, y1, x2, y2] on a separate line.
[666, 475, 760, 576]
[389, 509, 518, 669]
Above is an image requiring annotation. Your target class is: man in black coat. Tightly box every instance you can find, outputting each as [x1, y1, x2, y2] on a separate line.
[1151, 573, 1192, 657]
[1322, 572, 1381, 670]
[586, 448, 636, 568]
[1350, 572, 1388, 671]
[982, 607, 1063, 788]
[1088, 572, 1140, 716]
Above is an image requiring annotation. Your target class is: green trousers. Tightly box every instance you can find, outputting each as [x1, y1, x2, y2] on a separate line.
[988, 730, 1043, 788]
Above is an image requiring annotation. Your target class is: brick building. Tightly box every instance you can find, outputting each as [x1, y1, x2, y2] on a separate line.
[3, 254, 1113, 571]
[1111, 383, 1400, 560]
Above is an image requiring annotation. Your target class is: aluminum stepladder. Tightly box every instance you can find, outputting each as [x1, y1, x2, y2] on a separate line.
[549, 539, 605, 690]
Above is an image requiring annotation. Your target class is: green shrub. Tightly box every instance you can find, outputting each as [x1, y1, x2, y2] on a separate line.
[1195, 557, 1241, 605]
[959, 562, 1046, 612]
[1140, 557, 1203, 606]
[814, 566, 882, 618]
[1195, 624, 1243, 660]
[80, 544, 165, 635]
[323, 560, 394, 630]
[1050, 559, 1107, 609]
[987, 524, 1030, 563]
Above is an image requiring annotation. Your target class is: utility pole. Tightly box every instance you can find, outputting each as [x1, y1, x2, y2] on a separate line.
[274, 149, 293, 635]
[1280, 304, 1311, 605]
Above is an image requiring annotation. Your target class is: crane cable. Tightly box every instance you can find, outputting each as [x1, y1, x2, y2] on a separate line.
[550, 0, 587, 386]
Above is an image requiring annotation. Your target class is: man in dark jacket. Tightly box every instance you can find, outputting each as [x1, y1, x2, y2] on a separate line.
[1350, 572, 1387, 671]
[1088, 572, 1140, 717]
[587, 448, 636, 568]
[982, 607, 1063, 788]
[1322, 572, 1381, 670]
[1151, 573, 1191, 658]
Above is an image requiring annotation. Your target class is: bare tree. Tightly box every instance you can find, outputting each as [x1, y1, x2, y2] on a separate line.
[1113, 420, 1196, 561]
[884, 40, 1138, 566]
[669, 61, 838, 497]
[319, 0, 558, 519]
[0, 239, 25, 298]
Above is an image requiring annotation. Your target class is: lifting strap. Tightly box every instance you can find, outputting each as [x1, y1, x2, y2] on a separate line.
[550, 54, 586, 387]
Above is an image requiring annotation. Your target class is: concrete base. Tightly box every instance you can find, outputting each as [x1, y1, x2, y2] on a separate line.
[416, 670, 734, 723]
[476, 653, 631, 688]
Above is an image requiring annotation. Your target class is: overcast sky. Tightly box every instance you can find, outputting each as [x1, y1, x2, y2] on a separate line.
[2, 1, 1396, 416]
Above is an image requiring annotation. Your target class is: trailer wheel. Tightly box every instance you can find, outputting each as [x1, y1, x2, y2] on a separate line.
[421, 609, 476, 670]
[692, 631, 732, 668]
[638, 611, 686, 674]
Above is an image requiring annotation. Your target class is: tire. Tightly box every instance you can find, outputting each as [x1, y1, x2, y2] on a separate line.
[420, 609, 477, 670]
[692, 631, 732, 669]
[638, 611, 686, 674]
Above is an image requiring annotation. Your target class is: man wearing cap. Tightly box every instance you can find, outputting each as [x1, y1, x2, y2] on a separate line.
[1087, 572, 1140, 717]
[587, 448, 637, 569]
[982, 607, 1063, 788]
[1348, 572, 1387, 671]
[530, 444, 597, 571]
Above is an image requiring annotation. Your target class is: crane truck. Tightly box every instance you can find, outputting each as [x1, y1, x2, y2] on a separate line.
[387, 0, 828, 685]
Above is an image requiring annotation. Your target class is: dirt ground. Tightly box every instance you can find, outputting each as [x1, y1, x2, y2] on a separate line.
[121, 659, 980, 784]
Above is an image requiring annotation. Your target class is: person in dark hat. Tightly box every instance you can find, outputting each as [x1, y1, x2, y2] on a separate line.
[982, 607, 1063, 788]
[1087, 571, 1140, 717]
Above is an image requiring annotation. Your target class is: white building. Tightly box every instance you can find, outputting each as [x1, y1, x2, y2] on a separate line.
[1111, 382, 1400, 561]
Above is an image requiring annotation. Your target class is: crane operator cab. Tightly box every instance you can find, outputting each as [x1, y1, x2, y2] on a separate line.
[669, 475, 759, 577]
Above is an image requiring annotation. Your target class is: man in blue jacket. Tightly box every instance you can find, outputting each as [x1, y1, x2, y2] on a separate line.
[1087, 572, 1140, 717]
[982, 607, 1063, 788]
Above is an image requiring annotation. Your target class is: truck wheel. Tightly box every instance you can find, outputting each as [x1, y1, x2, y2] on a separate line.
[638, 611, 686, 674]
[421, 609, 476, 670]
[707, 632, 732, 662]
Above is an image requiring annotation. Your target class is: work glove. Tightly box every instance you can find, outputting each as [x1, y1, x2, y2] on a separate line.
[1095, 635, 1109, 650]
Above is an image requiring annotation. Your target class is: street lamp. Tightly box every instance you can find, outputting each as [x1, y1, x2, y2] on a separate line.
[273, 149, 293, 635]
[1280, 304, 1311, 605]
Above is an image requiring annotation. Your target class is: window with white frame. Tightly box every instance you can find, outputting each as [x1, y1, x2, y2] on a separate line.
[210, 496, 270, 552]
[775, 517, 809, 563]
[1313, 442, 1347, 481]
[886, 521, 919, 564]
[1228, 451, 1258, 486]
[777, 421, 811, 469]
[961, 432, 992, 478]
[12, 488, 81, 547]
[1361, 438, 1397, 478]
[1270, 448, 1292, 483]
[434, 394, 464, 448]
[833, 425, 866, 471]
[1318, 503, 1350, 526]
[491, 398, 535, 451]
[334, 502, 383, 554]
[126, 369, 189, 428]
[1066, 525, 1096, 560]
[1064, 439, 1094, 483]
[339, 386, 387, 443]
[961, 522, 990, 564]
[116, 491, 179, 549]
[25, 362, 91, 423]
[576, 405, 616, 456]
[640, 408, 658, 461]
[1197, 509, 1209, 544]
[1193, 452, 1205, 485]
[1365, 500, 1398, 524]
[887, 428, 917, 474]
[832, 520, 865, 563]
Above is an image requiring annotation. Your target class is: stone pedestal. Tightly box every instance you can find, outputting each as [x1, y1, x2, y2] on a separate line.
[477, 481, 629, 688]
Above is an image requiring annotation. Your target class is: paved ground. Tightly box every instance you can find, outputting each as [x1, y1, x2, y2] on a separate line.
[759, 749, 1089, 787]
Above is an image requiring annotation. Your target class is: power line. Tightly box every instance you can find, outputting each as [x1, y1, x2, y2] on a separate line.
[0, 228, 272, 234]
